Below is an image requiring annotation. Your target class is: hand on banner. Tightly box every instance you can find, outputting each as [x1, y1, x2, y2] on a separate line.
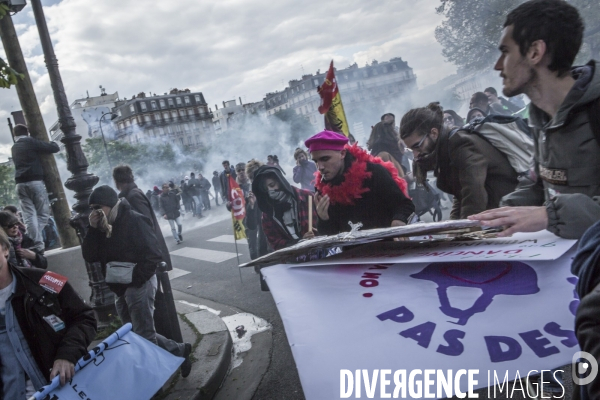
[468, 206, 548, 237]
[315, 193, 330, 221]
[303, 228, 317, 240]
[391, 220, 406, 241]
[50, 359, 75, 386]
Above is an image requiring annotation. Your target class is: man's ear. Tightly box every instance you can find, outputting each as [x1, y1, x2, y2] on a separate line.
[340, 149, 347, 158]
[430, 128, 439, 140]
[528, 39, 547, 67]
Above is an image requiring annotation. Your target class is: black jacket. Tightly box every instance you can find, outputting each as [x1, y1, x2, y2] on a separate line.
[11, 136, 60, 184]
[187, 178, 201, 196]
[317, 151, 415, 235]
[219, 167, 237, 199]
[212, 175, 222, 191]
[10, 265, 97, 381]
[198, 177, 211, 193]
[119, 182, 172, 270]
[159, 189, 181, 220]
[81, 199, 163, 297]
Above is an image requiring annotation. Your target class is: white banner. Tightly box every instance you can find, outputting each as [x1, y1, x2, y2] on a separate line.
[263, 250, 580, 399]
[301, 231, 576, 266]
[45, 331, 183, 400]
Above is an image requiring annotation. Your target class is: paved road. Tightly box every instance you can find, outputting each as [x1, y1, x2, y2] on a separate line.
[161, 206, 305, 400]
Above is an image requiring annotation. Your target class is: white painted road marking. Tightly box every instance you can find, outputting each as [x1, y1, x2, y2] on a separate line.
[208, 235, 248, 244]
[167, 267, 191, 280]
[170, 247, 238, 263]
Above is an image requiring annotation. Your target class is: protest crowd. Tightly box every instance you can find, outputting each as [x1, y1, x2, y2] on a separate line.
[2, 0, 600, 398]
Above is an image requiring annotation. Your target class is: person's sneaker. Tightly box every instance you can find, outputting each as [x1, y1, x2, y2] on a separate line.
[179, 233, 183, 241]
[176, 240, 181, 245]
[180, 343, 192, 378]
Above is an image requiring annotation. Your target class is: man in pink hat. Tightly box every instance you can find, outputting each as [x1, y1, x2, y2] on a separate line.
[305, 130, 414, 235]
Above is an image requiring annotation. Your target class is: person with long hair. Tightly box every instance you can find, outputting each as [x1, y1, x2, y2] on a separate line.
[400, 102, 519, 219]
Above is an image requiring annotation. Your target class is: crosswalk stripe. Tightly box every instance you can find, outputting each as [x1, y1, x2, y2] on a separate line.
[207, 234, 247, 244]
[167, 267, 191, 280]
[170, 247, 239, 263]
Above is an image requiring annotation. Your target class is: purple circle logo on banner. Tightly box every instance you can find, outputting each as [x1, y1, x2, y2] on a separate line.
[411, 261, 540, 325]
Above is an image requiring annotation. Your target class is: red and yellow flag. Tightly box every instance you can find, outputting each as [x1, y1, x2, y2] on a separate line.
[318, 60, 350, 137]
[228, 175, 247, 240]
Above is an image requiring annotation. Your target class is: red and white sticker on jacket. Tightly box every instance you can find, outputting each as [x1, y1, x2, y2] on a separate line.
[39, 271, 68, 294]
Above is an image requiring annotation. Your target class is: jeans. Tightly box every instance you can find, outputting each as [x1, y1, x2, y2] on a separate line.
[167, 217, 182, 241]
[16, 180, 49, 251]
[214, 189, 222, 205]
[201, 191, 211, 210]
[191, 195, 203, 216]
[115, 275, 184, 357]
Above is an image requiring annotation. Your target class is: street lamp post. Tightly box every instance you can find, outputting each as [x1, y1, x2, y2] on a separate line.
[29, 0, 114, 323]
[98, 112, 116, 170]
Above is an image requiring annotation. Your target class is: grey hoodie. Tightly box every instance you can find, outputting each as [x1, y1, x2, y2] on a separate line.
[501, 60, 600, 239]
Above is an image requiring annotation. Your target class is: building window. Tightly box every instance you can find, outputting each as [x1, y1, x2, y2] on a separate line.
[179, 138, 184, 145]
[179, 109, 186, 117]
[184, 96, 190, 105]
[163, 112, 169, 120]
[151, 101, 157, 110]
[140, 102, 147, 111]
[154, 113, 161, 121]
[392, 65, 397, 71]
[344, 74, 349, 80]
[187, 136, 192, 144]
[187, 109, 194, 116]
[159, 99, 166, 108]
[129, 104, 135, 112]
[171, 110, 178, 118]
[144, 115, 151, 122]
[176, 97, 182, 105]
[168, 98, 174, 107]
[195, 95, 201, 102]
[125, 120, 130, 127]
[118, 122, 124, 129]
[313, 79, 319, 86]
[183, 123, 190, 132]
[202, 120, 207, 128]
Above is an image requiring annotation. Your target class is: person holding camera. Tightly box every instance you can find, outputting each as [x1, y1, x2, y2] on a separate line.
[81, 185, 192, 377]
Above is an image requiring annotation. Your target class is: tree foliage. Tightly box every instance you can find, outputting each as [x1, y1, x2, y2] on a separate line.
[0, 5, 24, 89]
[435, 0, 600, 73]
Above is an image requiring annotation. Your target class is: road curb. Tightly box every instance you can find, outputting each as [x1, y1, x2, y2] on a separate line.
[165, 308, 233, 400]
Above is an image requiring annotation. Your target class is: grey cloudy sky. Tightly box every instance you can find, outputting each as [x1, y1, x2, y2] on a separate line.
[0, 0, 456, 161]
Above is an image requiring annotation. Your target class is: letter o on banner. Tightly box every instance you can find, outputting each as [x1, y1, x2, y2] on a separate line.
[360, 279, 379, 288]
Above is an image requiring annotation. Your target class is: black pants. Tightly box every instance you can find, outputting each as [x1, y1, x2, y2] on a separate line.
[574, 283, 600, 399]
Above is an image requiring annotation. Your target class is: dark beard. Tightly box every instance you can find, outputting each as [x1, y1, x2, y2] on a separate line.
[414, 152, 437, 185]
[503, 66, 537, 98]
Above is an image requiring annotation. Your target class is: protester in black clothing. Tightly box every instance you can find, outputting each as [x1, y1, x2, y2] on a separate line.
[245, 159, 269, 258]
[235, 163, 259, 259]
[212, 171, 222, 206]
[113, 165, 172, 270]
[198, 174, 212, 211]
[11, 124, 60, 252]
[187, 173, 203, 218]
[180, 178, 194, 215]
[159, 183, 183, 244]
[81, 185, 192, 377]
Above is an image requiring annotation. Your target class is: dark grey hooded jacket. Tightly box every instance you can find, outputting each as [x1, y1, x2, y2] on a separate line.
[501, 60, 600, 239]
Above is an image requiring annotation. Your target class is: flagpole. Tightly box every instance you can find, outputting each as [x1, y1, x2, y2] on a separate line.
[232, 209, 243, 284]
